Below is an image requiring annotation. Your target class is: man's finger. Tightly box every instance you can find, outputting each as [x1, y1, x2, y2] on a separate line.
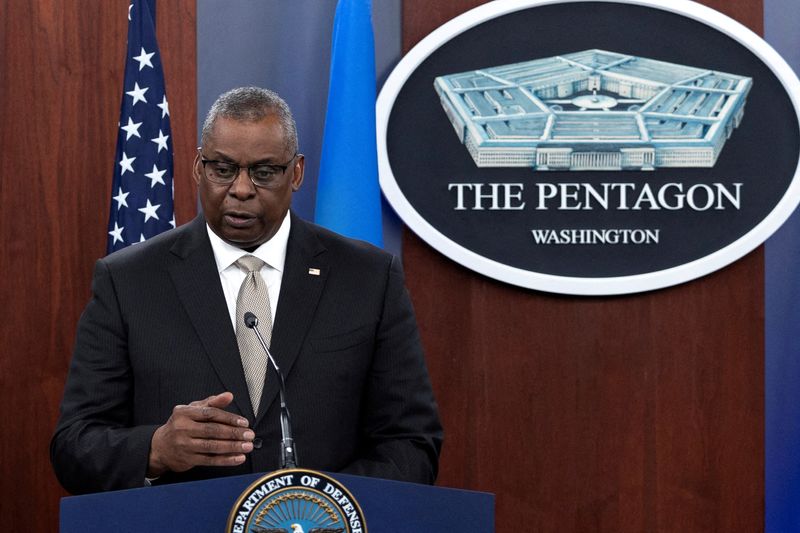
[188, 437, 254, 455]
[191, 453, 248, 468]
[188, 391, 234, 408]
[185, 421, 254, 441]
[206, 391, 235, 408]
[174, 403, 248, 428]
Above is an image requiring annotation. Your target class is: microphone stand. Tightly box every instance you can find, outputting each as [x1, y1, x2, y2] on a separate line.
[244, 312, 297, 469]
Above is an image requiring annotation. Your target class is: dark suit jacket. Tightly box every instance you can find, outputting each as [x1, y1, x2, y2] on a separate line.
[51, 213, 442, 494]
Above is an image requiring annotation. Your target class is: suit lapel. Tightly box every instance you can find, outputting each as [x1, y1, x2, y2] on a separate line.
[167, 216, 254, 420]
[256, 214, 328, 425]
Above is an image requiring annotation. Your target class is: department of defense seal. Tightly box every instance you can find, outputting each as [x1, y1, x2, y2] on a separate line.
[226, 469, 367, 533]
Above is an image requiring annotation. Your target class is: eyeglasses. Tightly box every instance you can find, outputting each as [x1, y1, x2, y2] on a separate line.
[199, 151, 297, 188]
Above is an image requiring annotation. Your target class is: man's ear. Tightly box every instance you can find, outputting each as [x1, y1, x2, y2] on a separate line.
[192, 150, 203, 185]
[291, 154, 305, 192]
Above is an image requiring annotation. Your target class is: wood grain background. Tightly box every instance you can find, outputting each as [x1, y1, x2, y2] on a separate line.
[0, 0, 765, 531]
[0, 1, 196, 530]
[402, 1, 765, 531]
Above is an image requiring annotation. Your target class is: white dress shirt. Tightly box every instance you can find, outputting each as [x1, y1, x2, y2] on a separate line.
[205, 212, 291, 332]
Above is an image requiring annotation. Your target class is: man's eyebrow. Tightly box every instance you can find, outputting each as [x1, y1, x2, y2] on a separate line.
[203, 150, 235, 162]
[251, 157, 283, 165]
[206, 152, 281, 165]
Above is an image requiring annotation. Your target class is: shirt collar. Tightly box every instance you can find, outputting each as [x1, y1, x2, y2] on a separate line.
[206, 211, 291, 273]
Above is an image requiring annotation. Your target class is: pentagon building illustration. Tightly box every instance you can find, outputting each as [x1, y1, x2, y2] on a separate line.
[433, 50, 752, 170]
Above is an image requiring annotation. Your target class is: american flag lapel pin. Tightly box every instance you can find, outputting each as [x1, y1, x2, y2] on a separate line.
[308, 268, 321, 276]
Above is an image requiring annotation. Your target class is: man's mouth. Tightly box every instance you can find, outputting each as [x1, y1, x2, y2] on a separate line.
[224, 212, 257, 228]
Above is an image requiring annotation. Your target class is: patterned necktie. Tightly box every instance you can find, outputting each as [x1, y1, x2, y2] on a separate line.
[235, 255, 272, 415]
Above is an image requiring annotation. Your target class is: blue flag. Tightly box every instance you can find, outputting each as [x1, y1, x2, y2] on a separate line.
[315, 0, 383, 247]
[107, 0, 175, 254]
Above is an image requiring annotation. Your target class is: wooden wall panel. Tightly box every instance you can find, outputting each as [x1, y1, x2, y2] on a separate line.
[0, 0, 766, 531]
[401, 1, 764, 532]
[0, 1, 196, 530]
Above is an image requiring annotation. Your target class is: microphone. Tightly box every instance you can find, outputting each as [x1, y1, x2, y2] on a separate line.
[243, 311, 297, 469]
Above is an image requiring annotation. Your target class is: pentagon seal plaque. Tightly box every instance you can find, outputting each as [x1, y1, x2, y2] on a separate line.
[378, 0, 800, 295]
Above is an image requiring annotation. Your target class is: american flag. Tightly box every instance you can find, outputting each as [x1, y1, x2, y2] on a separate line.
[107, 0, 174, 254]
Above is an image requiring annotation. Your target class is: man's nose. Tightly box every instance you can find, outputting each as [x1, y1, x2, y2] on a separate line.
[229, 167, 256, 198]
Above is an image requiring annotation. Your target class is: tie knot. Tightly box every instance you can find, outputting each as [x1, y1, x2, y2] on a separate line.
[236, 255, 266, 273]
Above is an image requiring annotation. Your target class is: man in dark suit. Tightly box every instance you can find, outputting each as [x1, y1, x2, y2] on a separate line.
[51, 87, 443, 494]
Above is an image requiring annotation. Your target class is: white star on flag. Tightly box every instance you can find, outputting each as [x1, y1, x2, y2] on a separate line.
[119, 152, 136, 174]
[113, 187, 130, 210]
[138, 199, 161, 222]
[126, 82, 149, 105]
[120, 117, 143, 140]
[157, 95, 170, 118]
[107, 0, 174, 254]
[150, 129, 169, 152]
[145, 164, 167, 188]
[132, 47, 155, 70]
[109, 222, 125, 244]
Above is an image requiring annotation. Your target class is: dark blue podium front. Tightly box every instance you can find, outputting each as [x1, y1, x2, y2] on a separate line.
[60, 472, 494, 532]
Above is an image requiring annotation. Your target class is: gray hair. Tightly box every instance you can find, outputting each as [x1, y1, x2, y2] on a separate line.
[201, 87, 298, 155]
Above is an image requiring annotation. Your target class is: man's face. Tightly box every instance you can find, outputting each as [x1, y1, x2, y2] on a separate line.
[194, 115, 304, 249]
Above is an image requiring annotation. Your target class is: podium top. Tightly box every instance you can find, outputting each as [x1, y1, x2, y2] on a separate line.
[60, 471, 494, 533]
